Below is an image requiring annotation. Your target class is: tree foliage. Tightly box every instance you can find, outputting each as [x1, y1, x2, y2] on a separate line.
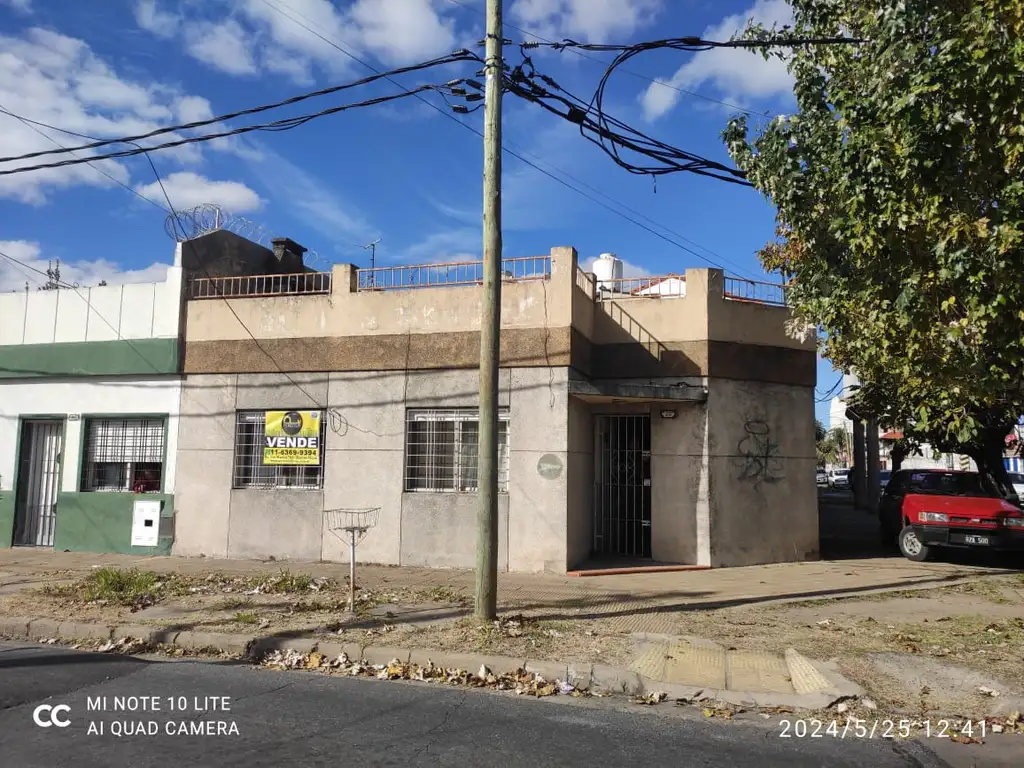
[724, 0, 1024, 491]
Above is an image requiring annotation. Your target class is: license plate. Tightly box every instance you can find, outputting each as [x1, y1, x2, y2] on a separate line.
[964, 535, 989, 545]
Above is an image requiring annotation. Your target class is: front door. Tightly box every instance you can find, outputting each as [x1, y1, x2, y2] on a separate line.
[593, 415, 652, 558]
[12, 419, 63, 547]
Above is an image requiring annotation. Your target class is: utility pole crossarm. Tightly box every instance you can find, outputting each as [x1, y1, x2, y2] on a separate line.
[476, 0, 503, 621]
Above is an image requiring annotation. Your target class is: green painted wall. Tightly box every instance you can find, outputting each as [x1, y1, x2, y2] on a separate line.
[53, 493, 174, 555]
[0, 492, 13, 548]
[0, 338, 179, 379]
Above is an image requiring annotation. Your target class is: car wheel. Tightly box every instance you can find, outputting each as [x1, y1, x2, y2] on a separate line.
[898, 525, 930, 562]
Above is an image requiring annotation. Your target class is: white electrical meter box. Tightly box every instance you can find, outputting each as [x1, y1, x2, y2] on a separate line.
[131, 500, 162, 547]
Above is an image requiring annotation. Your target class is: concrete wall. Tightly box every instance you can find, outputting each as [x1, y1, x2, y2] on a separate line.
[0, 378, 182, 495]
[705, 378, 818, 567]
[174, 367, 572, 573]
[185, 249, 575, 344]
[0, 267, 182, 346]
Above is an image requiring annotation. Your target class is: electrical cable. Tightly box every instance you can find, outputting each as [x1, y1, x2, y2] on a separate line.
[0, 51, 481, 165]
[442, 0, 767, 118]
[519, 36, 866, 53]
[0, 82, 475, 178]
[505, 52, 750, 184]
[0, 105, 171, 214]
[258, 0, 767, 277]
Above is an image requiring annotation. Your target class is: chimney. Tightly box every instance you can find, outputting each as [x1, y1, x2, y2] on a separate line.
[270, 237, 308, 272]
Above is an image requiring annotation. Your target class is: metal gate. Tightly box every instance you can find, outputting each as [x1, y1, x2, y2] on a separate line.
[13, 419, 63, 547]
[593, 415, 652, 558]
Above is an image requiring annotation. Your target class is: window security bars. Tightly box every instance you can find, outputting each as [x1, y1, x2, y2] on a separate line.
[82, 418, 165, 492]
[405, 408, 509, 493]
[232, 411, 326, 490]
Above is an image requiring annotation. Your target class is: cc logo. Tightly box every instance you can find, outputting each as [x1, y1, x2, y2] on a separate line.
[32, 704, 71, 728]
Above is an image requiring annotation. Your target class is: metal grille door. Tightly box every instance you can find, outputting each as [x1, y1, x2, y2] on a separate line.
[13, 420, 63, 547]
[594, 415, 652, 558]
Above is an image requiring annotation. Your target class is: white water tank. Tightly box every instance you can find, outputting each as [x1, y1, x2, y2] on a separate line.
[592, 252, 623, 291]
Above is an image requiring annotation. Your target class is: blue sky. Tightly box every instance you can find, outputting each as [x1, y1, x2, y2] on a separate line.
[0, 0, 840, 419]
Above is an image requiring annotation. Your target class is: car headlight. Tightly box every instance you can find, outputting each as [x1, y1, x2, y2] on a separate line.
[1003, 516, 1024, 529]
[920, 512, 949, 523]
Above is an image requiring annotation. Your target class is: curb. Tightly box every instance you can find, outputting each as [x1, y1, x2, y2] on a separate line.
[0, 616, 851, 711]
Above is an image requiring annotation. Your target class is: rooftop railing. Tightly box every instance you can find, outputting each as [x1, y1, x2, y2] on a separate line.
[594, 275, 686, 300]
[723, 276, 788, 307]
[356, 256, 550, 291]
[188, 272, 332, 299]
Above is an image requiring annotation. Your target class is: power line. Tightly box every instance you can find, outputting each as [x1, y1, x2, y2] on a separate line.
[442, 0, 766, 118]
[0, 105, 171, 214]
[520, 36, 866, 53]
[0, 51, 480, 165]
[505, 57, 750, 184]
[0, 82, 475, 178]
[260, 0, 759, 277]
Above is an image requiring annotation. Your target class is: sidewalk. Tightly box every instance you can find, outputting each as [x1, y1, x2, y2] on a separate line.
[2, 547, 1022, 721]
[0, 548, 1000, 635]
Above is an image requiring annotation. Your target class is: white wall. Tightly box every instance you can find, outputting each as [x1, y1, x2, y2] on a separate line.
[0, 378, 182, 493]
[0, 266, 181, 346]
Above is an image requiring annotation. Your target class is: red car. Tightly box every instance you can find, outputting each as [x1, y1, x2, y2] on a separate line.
[879, 469, 1024, 561]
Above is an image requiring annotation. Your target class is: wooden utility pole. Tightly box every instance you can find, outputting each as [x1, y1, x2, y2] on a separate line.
[475, 0, 503, 621]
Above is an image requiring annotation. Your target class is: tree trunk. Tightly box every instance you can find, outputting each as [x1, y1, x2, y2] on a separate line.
[890, 443, 907, 473]
[964, 427, 1018, 504]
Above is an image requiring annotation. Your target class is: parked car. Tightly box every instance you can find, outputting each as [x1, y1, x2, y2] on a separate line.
[827, 468, 850, 489]
[816, 469, 827, 486]
[879, 470, 891, 492]
[879, 469, 1024, 561]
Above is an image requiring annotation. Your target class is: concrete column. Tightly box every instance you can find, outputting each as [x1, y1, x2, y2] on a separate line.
[866, 418, 881, 513]
[852, 418, 866, 508]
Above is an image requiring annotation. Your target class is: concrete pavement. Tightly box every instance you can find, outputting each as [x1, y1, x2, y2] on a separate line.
[0, 545, 1004, 636]
[0, 641, 971, 768]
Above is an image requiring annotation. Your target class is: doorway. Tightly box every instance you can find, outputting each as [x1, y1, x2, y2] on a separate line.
[12, 419, 63, 547]
[593, 414, 652, 558]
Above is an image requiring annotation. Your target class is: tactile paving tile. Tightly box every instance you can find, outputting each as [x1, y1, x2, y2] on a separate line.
[725, 649, 795, 693]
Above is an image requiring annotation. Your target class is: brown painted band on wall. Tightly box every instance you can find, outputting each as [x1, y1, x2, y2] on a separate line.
[573, 335, 815, 387]
[185, 329, 814, 387]
[184, 327, 573, 373]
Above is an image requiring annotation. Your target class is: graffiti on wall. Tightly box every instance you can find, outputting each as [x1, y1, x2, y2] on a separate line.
[734, 419, 784, 490]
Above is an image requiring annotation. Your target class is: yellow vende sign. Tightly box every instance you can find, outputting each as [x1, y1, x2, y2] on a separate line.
[263, 410, 321, 466]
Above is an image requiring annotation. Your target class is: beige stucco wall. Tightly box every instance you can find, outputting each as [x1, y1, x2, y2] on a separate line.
[186, 249, 576, 343]
[705, 378, 818, 566]
[173, 367, 571, 573]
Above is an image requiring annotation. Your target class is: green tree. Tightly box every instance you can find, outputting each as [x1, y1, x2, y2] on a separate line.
[724, 0, 1024, 497]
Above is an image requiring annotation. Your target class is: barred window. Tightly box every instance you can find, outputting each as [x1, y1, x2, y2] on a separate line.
[82, 418, 165, 492]
[405, 408, 509, 493]
[233, 410, 326, 490]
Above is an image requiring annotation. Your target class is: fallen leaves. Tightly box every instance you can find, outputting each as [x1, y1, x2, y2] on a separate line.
[258, 650, 593, 698]
[631, 691, 668, 705]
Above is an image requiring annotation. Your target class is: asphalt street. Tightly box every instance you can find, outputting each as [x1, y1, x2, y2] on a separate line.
[0, 641, 1004, 767]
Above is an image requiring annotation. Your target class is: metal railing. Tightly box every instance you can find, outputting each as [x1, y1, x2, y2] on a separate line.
[188, 272, 332, 299]
[594, 275, 685, 300]
[723, 276, 788, 306]
[356, 256, 550, 291]
[574, 266, 596, 298]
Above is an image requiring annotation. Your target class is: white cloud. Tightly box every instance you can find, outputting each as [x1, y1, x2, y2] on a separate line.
[579, 254, 650, 277]
[0, 27, 246, 203]
[0, 0, 33, 14]
[185, 19, 258, 76]
[133, 0, 463, 85]
[246, 144, 377, 244]
[0, 239, 170, 292]
[348, 0, 456, 64]
[511, 0, 661, 43]
[133, 0, 179, 39]
[640, 0, 794, 121]
[395, 228, 480, 264]
[134, 172, 263, 212]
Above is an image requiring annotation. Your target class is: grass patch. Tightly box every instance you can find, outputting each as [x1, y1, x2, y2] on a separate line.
[250, 569, 325, 594]
[413, 586, 469, 605]
[40, 568, 164, 609]
[233, 611, 259, 625]
[220, 598, 253, 611]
